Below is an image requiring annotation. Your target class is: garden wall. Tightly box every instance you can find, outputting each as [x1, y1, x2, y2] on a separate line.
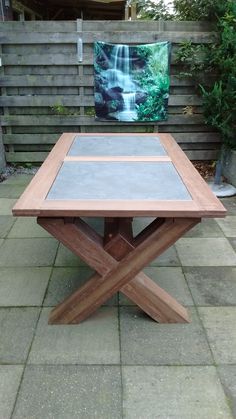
[0, 19, 220, 163]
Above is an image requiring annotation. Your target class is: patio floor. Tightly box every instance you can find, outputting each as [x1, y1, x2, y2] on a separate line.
[0, 173, 236, 419]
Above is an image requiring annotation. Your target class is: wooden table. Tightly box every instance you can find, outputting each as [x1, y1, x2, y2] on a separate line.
[13, 133, 226, 324]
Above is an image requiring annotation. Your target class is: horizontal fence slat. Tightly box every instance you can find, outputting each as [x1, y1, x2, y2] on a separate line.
[171, 132, 221, 143]
[1, 114, 205, 126]
[5, 151, 49, 162]
[0, 95, 202, 107]
[185, 150, 218, 160]
[0, 21, 215, 32]
[3, 132, 221, 145]
[0, 31, 215, 44]
[1, 52, 186, 66]
[0, 75, 94, 87]
[3, 134, 60, 144]
[0, 75, 204, 87]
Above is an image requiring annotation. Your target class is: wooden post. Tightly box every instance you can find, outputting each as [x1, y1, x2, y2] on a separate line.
[0, 0, 13, 21]
[131, 3, 137, 20]
[0, 45, 6, 171]
[0, 127, 6, 172]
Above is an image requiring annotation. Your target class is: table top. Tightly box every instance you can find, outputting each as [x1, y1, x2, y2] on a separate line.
[12, 133, 226, 218]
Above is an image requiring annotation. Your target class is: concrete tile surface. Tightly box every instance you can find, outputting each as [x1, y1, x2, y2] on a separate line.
[2, 174, 34, 185]
[199, 307, 236, 364]
[0, 308, 40, 363]
[230, 238, 236, 251]
[0, 365, 24, 419]
[0, 180, 235, 419]
[122, 366, 233, 419]
[220, 197, 236, 215]
[0, 216, 15, 238]
[0, 238, 58, 267]
[28, 307, 120, 364]
[119, 267, 194, 306]
[218, 365, 236, 418]
[0, 267, 51, 306]
[216, 216, 236, 237]
[12, 365, 122, 419]
[0, 199, 17, 215]
[54, 243, 87, 267]
[0, 184, 26, 198]
[176, 238, 236, 266]
[120, 307, 213, 365]
[150, 245, 180, 267]
[185, 267, 236, 306]
[44, 267, 117, 306]
[184, 218, 224, 238]
[8, 217, 51, 238]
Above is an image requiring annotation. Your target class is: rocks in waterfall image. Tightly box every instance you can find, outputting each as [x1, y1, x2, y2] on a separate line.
[94, 41, 171, 122]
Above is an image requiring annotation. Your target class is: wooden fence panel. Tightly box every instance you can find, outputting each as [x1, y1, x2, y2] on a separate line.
[0, 20, 220, 163]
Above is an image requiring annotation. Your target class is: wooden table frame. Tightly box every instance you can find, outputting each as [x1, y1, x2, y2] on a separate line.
[13, 133, 226, 324]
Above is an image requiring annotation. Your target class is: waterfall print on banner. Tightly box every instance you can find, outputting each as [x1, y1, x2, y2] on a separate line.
[94, 41, 171, 122]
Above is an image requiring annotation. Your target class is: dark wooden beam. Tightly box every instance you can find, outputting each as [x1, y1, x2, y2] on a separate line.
[0, 0, 13, 21]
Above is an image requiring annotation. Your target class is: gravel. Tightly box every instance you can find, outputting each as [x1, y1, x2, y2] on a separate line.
[0, 165, 38, 183]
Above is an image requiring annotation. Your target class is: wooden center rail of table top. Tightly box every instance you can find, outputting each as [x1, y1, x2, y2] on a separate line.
[12, 133, 226, 218]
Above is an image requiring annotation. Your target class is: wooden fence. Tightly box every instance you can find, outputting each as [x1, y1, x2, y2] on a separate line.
[0, 20, 220, 163]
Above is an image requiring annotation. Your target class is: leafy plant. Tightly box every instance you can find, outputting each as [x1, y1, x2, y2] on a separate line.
[176, 1, 236, 151]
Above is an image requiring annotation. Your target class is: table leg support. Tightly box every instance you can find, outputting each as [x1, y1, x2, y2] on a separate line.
[38, 216, 200, 324]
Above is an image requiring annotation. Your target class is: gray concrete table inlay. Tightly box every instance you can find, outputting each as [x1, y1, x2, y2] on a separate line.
[68, 135, 167, 156]
[47, 161, 192, 201]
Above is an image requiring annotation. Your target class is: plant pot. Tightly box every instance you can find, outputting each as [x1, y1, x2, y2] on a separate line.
[222, 148, 236, 187]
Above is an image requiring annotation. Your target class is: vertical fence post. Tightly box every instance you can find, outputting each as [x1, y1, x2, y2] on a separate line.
[0, 44, 6, 171]
[77, 19, 85, 132]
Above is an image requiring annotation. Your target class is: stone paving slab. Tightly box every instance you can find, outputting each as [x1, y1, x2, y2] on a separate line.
[183, 218, 224, 238]
[149, 245, 180, 267]
[2, 174, 34, 185]
[8, 217, 51, 238]
[230, 238, 236, 251]
[0, 365, 24, 419]
[218, 365, 236, 418]
[44, 267, 117, 306]
[0, 184, 26, 198]
[0, 198, 17, 215]
[0, 216, 15, 238]
[0, 267, 51, 306]
[0, 238, 58, 267]
[216, 216, 236, 237]
[184, 267, 236, 306]
[122, 366, 233, 419]
[176, 238, 236, 266]
[198, 307, 236, 364]
[28, 307, 120, 364]
[220, 197, 236, 215]
[0, 308, 40, 363]
[119, 267, 194, 306]
[12, 365, 122, 419]
[120, 307, 213, 365]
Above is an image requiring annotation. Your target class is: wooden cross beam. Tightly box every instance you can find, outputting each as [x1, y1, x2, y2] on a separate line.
[38, 216, 200, 324]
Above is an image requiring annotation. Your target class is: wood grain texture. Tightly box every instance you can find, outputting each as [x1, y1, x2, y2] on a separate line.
[37, 216, 198, 323]
[12, 133, 226, 218]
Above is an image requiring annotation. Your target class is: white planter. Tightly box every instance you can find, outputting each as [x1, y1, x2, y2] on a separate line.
[222, 148, 236, 187]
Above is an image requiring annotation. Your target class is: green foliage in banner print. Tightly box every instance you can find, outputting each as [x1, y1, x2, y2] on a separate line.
[135, 43, 170, 121]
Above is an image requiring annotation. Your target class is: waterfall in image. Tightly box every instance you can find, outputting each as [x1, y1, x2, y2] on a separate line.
[109, 44, 137, 121]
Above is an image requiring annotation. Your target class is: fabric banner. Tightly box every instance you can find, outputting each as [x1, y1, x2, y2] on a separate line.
[94, 41, 171, 122]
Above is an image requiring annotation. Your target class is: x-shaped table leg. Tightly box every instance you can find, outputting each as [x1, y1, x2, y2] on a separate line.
[38, 216, 200, 324]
